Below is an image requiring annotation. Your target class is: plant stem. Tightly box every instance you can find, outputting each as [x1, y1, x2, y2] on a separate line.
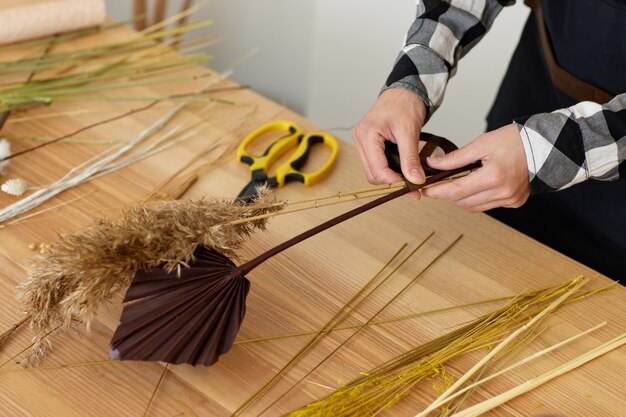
[1, 100, 158, 162]
[448, 332, 626, 417]
[238, 163, 481, 275]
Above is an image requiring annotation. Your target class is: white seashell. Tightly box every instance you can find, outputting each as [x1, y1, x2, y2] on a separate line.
[1, 178, 28, 196]
[0, 139, 10, 175]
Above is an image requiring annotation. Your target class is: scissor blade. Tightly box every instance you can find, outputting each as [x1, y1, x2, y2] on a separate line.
[236, 179, 266, 204]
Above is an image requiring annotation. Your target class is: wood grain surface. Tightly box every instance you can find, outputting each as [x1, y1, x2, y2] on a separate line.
[0, 24, 625, 417]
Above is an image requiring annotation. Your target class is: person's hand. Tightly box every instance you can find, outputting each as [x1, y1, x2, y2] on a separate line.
[353, 88, 428, 199]
[422, 123, 530, 212]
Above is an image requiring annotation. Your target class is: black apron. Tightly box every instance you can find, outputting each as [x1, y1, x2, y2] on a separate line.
[486, 0, 626, 280]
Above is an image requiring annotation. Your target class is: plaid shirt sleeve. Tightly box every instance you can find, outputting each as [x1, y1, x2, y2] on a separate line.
[515, 94, 626, 193]
[382, 0, 515, 118]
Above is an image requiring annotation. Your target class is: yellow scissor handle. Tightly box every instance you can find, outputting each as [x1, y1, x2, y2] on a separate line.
[237, 120, 304, 172]
[274, 132, 339, 187]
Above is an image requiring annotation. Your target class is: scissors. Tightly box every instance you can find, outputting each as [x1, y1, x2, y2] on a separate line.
[236, 120, 339, 203]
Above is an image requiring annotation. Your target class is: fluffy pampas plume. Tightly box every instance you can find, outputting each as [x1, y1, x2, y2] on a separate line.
[18, 186, 279, 363]
[1, 178, 28, 196]
[0, 139, 10, 175]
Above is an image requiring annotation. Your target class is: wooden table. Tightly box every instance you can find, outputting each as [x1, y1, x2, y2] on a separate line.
[1, 24, 625, 417]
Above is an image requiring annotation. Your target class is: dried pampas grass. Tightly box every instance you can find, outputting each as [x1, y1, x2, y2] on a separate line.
[18, 186, 279, 361]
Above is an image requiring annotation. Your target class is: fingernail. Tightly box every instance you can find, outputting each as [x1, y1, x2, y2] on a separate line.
[427, 155, 441, 163]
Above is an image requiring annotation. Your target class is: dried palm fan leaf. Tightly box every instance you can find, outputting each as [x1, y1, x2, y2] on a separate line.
[18, 187, 279, 363]
[109, 245, 249, 365]
[16, 134, 475, 364]
[109, 159, 479, 366]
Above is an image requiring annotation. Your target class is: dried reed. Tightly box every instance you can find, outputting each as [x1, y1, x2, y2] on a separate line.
[0, 75, 233, 224]
[0, 316, 29, 351]
[0, 138, 9, 174]
[141, 103, 259, 202]
[233, 295, 517, 346]
[448, 331, 626, 417]
[0, 192, 95, 231]
[221, 172, 472, 229]
[4, 86, 245, 128]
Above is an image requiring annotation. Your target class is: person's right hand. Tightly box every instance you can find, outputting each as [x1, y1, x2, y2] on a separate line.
[353, 88, 428, 198]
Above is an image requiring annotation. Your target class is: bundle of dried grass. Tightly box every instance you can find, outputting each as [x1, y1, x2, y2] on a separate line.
[0, 77, 233, 224]
[18, 186, 279, 362]
[285, 277, 595, 417]
[0, 6, 215, 119]
[417, 276, 589, 416]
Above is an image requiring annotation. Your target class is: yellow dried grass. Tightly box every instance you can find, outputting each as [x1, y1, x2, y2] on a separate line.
[285, 277, 595, 417]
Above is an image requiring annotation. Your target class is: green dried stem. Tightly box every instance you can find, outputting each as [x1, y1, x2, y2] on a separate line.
[0, 19, 216, 113]
[0, 21, 211, 74]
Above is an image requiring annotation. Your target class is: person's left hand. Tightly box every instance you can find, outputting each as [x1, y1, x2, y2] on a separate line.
[422, 123, 530, 212]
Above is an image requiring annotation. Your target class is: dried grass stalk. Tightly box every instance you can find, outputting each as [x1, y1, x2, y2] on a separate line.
[0, 316, 29, 351]
[448, 331, 626, 417]
[18, 186, 279, 362]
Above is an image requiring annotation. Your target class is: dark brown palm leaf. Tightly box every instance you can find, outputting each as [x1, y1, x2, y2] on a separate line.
[110, 162, 480, 366]
[110, 246, 248, 365]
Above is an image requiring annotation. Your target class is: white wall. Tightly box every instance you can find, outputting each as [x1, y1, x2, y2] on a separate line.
[106, 0, 317, 113]
[105, 0, 529, 146]
[306, 1, 415, 137]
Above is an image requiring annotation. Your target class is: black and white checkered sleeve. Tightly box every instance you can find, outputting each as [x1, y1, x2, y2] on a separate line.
[515, 93, 626, 193]
[382, 0, 514, 118]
